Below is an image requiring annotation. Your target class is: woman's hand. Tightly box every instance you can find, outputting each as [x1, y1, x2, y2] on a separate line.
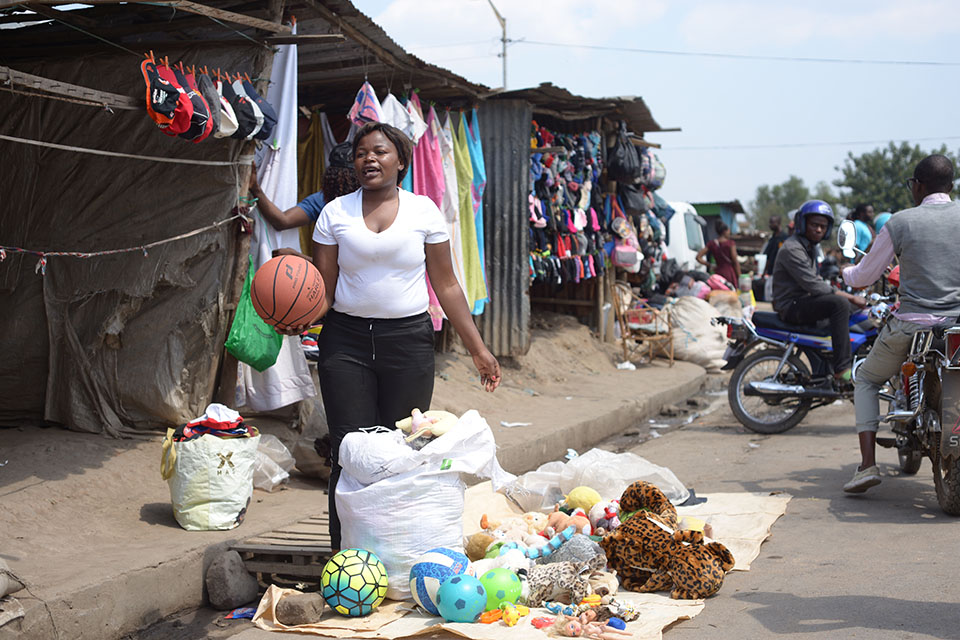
[275, 322, 309, 337]
[472, 348, 501, 392]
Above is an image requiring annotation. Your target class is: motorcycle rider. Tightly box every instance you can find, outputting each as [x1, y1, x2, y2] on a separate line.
[772, 200, 867, 385]
[842, 154, 960, 493]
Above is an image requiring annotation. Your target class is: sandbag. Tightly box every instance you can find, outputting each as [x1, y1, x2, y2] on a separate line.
[336, 410, 514, 600]
[669, 296, 729, 372]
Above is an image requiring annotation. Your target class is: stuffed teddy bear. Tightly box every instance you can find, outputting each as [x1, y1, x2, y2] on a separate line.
[465, 531, 496, 562]
[395, 408, 458, 443]
[599, 480, 735, 600]
[547, 504, 592, 537]
[523, 511, 549, 535]
[470, 547, 532, 577]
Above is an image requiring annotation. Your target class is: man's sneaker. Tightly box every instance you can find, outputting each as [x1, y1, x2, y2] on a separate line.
[843, 465, 882, 493]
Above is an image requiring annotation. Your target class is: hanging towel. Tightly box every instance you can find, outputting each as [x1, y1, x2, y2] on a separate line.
[440, 112, 467, 295]
[453, 113, 484, 314]
[347, 81, 384, 126]
[242, 23, 315, 411]
[464, 109, 489, 314]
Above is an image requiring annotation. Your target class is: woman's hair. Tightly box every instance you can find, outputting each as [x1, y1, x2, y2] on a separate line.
[352, 122, 413, 185]
[323, 165, 360, 200]
[715, 221, 729, 235]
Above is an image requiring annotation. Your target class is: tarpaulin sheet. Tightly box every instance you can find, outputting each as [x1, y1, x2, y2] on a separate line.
[0, 47, 251, 435]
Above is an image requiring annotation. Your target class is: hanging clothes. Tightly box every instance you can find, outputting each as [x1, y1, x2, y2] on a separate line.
[464, 108, 489, 314]
[297, 111, 324, 254]
[347, 81, 384, 126]
[320, 112, 358, 167]
[440, 111, 467, 295]
[242, 24, 315, 411]
[401, 93, 427, 192]
[410, 98, 447, 330]
[453, 114, 485, 314]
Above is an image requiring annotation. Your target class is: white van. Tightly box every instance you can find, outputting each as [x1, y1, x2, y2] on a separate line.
[665, 202, 707, 272]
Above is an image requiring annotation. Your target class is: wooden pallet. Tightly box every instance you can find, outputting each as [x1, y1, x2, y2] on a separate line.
[232, 514, 334, 585]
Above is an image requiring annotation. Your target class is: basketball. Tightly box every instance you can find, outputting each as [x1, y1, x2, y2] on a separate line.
[250, 255, 324, 331]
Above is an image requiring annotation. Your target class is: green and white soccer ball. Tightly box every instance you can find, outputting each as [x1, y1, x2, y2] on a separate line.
[320, 548, 389, 617]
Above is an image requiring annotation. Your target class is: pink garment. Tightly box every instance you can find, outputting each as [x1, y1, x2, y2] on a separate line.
[410, 98, 447, 330]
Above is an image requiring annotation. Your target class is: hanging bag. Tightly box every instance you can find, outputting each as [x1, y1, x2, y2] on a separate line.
[605, 121, 642, 183]
[225, 255, 283, 372]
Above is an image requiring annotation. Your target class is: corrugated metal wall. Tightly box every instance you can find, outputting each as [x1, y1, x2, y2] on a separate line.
[477, 99, 532, 356]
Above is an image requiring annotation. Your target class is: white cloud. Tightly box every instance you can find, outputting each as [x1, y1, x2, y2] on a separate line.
[680, 0, 960, 48]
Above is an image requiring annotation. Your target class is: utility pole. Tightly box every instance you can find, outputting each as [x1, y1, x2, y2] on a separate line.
[485, 0, 506, 89]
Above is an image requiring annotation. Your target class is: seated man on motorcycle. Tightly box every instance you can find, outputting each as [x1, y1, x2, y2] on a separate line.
[841, 154, 960, 493]
[772, 200, 867, 384]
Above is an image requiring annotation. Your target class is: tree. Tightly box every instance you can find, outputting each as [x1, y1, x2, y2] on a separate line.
[750, 175, 836, 230]
[833, 142, 959, 214]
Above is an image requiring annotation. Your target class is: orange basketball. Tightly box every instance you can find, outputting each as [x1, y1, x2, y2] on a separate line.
[250, 255, 325, 330]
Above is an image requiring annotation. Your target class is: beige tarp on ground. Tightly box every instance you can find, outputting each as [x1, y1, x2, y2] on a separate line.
[252, 483, 791, 640]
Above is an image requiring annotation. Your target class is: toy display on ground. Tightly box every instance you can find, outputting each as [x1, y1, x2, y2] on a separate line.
[245, 409, 791, 640]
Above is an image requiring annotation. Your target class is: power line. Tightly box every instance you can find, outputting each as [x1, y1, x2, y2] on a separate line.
[513, 39, 960, 67]
[664, 136, 960, 151]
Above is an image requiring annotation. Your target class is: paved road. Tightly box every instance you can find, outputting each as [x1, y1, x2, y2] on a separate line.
[131, 397, 958, 640]
[629, 398, 957, 640]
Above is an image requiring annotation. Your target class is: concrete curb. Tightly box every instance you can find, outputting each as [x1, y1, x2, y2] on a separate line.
[5, 367, 716, 640]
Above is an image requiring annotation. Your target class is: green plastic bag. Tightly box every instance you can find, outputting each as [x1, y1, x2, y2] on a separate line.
[225, 255, 283, 372]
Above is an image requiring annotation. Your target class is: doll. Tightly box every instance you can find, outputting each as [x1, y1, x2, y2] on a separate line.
[548, 615, 635, 639]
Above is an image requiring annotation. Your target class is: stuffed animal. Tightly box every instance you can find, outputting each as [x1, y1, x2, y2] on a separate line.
[588, 501, 621, 535]
[470, 547, 532, 577]
[500, 525, 575, 560]
[547, 504, 592, 536]
[564, 486, 602, 513]
[586, 570, 619, 598]
[395, 408, 458, 443]
[599, 480, 735, 599]
[536, 534, 604, 567]
[520, 553, 607, 607]
[465, 531, 496, 562]
[523, 511, 549, 534]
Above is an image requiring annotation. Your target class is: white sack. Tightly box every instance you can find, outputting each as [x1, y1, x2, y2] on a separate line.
[337, 410, 515, 600]
[669, 296, 729, 372]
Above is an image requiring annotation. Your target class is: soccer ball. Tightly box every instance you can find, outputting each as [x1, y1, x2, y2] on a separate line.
[409, 547, 470, 616]
[320, 548, 388, 617]
[478, 568, 521, 611]
[435, 574, 487, 623]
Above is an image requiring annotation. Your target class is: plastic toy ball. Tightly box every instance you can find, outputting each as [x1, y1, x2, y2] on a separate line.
[435, 574, 487, 623]
[320, 548, 388, 617]
[408, 547, 469, 616]
[478, 568, 521, 611]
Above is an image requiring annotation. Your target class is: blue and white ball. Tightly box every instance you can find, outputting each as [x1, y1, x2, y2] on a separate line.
[408, 547, 469, 616]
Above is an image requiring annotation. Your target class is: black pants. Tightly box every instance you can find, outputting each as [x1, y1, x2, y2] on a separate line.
[317, 310, 435, 549]
[780, 294, 852, 372]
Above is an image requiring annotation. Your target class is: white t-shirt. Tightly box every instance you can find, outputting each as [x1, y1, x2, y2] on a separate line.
[313, 188, 450, 319]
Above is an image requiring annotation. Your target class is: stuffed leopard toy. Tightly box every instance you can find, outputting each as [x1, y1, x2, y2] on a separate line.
[519, 552, 607, 607]
[599, 480, 735, 600]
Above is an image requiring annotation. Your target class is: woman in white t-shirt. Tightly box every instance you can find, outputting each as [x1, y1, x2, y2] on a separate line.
[300, 122, 501, 550]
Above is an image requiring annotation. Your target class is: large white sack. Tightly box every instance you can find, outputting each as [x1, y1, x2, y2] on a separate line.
[669, 296, 729, 372]
[337, 410, 515, 600]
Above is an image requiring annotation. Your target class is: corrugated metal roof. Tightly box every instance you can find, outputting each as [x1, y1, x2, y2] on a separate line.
[490, 83, 666, 133]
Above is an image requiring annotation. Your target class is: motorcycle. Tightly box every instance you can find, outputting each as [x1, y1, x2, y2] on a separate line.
[880, 323, 960, 514]
[713, 294, 890, 434]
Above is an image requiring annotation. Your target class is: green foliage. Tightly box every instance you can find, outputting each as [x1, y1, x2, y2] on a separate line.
[833, 142, 959, 213]
[750, 175, 836, 230]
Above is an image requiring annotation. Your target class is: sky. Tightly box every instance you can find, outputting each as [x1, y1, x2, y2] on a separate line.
[354, 0, 960, 217]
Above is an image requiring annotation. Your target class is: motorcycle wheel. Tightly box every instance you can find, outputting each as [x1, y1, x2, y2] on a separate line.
[932, 436, 960, 516]
[728, 349, 812, 434]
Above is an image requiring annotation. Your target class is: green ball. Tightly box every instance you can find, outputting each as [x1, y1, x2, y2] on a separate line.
[478, 568, 521, 611]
